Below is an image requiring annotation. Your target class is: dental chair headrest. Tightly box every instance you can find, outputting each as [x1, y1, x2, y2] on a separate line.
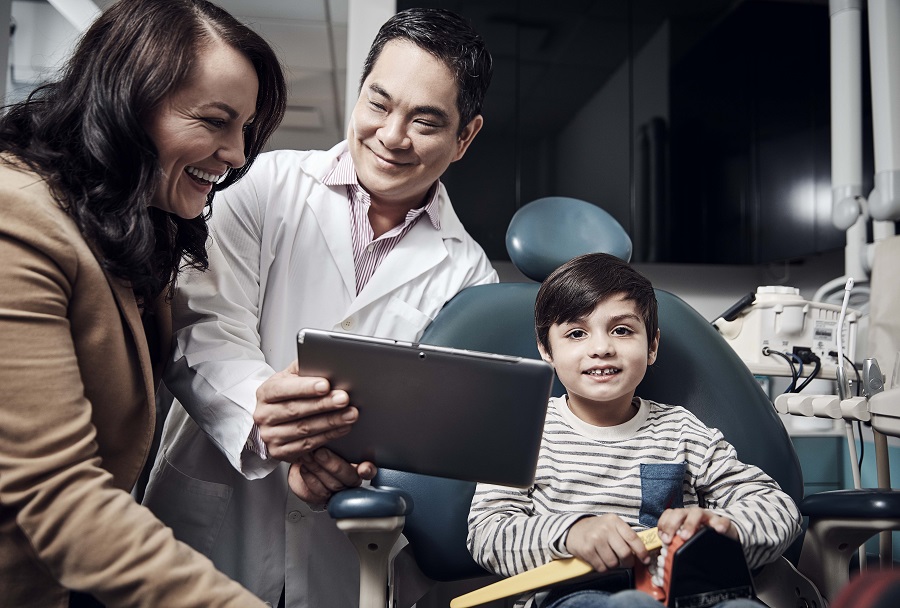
[505, 196, 633, 283]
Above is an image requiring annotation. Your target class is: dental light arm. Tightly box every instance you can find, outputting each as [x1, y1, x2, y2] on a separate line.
[866, 0, 900, 222]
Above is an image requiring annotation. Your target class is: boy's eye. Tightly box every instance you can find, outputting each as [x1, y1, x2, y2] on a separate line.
[612, 326, 634, 336]
[566, 329, 587, 339]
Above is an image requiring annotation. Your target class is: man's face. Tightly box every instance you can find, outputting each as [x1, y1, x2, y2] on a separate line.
[348, 40, 483, 211]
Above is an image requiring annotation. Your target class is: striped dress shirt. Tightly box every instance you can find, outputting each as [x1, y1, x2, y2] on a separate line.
[323, 152, 441, 294]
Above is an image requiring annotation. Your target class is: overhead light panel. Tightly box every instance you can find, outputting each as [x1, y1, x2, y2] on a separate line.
[46, 0, 101, 32]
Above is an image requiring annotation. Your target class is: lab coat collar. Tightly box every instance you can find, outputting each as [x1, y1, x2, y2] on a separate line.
[300, 140, 349, 181]
[304, 142, 470, 306]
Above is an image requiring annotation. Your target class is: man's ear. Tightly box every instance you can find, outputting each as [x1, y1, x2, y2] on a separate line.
[452, 115, 483, 162]
[537, 340, 553, 365]
[648, 329, 660, 365]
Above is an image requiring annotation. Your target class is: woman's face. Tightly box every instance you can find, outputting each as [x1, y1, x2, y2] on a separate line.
[144, 39, 259, 219]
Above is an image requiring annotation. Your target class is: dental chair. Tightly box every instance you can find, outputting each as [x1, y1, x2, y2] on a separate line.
[325, 196, 884, 608]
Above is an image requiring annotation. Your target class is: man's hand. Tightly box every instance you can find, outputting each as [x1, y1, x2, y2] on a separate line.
[565, 514, 651, 572]
[253, 360, 358, 461]
[254, 360, 378, 504]
[657, 507, 737, 545]
[287, 449, 377, 506]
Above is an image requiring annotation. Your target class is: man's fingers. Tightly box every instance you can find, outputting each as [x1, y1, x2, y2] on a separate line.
[356, 461, 377, 480]
[287, 461, 330, 505]
[254, 388, 350, 427]
[264, 422, 353, 461]
[256, 372, 331, 407]
[310, 448, 366, 489]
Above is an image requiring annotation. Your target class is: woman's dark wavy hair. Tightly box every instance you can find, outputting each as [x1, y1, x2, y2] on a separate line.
[0, 0, 286, 304]
[535, 253, 659, 356]
[360, 8, 492, 133]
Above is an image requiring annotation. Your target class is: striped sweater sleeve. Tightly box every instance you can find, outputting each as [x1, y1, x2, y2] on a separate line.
[694, 429, 803, 569]
[467, 481, 585, 577]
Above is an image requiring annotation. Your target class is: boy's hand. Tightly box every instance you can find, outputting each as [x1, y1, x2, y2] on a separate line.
[657, 507, 737, 545]
[565, 514, 651, 572]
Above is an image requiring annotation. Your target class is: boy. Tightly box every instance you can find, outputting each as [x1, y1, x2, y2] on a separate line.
[467, 253, 802, 608]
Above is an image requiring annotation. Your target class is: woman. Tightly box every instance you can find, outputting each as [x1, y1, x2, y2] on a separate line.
[0, 1, 285, 606]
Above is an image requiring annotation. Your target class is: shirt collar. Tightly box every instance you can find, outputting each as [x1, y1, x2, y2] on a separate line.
[324, 152, 442, 230]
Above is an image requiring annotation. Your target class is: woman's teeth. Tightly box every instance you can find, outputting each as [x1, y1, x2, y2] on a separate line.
[186, 166, 226, 184]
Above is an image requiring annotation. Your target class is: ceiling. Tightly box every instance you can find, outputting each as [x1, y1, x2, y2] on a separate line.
[207, 0, 351, 152]
[14, 0, 827, 154]
[93, 0, 353, 152]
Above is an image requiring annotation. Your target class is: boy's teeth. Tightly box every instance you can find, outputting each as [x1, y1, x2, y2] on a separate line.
[588, 368, 618, 376]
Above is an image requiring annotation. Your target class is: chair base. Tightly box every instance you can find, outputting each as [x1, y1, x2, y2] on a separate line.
[336, 516, 406, 608]
[799, 516, 900, 602]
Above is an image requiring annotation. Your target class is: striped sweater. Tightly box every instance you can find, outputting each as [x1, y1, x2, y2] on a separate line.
[468, 396, 801, 590]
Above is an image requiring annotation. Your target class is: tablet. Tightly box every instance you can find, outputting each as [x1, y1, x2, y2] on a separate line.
[296, 328, 554, 487]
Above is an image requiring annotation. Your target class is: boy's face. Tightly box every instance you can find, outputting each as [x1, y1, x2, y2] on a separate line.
[538, 293, 660, 427]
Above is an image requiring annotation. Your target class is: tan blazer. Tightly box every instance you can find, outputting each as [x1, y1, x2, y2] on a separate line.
[0, 161, 266, 607]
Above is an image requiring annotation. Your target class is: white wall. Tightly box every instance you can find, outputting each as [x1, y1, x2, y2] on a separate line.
[5, 0, 79, 104]
[1, 0, 10, 102]
[343, 0, 394, 133]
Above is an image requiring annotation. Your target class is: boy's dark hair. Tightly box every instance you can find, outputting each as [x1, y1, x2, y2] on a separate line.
[535, 253, 659, 355]
[360, 7, 492, 133]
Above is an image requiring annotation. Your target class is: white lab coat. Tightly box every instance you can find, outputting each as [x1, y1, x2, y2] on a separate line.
[142, 142, 498, 608]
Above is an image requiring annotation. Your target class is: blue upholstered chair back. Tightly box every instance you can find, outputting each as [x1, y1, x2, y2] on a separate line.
[373, 196, 804, 582]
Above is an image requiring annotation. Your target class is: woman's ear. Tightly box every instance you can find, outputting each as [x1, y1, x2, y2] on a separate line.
[648, 329, 660, 365]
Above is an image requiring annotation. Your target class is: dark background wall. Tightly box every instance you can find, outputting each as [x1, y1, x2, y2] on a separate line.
[399, 0, 863, 265]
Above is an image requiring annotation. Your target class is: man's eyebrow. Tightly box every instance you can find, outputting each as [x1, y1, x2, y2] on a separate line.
[367, 83, 451, 123]
[199, 101, 239, 119]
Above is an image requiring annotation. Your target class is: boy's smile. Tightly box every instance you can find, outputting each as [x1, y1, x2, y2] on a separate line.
[539, 293, 659, 427]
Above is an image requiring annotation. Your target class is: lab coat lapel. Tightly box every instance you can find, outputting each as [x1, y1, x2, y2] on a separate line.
[347, 220, 447, 315]
[305, 184, 357, 297]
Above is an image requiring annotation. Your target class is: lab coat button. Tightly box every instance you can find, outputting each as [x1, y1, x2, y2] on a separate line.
[342, 318, 353, 330]
[287, 510, 303, 522]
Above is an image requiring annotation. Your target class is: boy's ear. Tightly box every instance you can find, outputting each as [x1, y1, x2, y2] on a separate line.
[537, 340, 553, 365]
[648, 329, 661, 365]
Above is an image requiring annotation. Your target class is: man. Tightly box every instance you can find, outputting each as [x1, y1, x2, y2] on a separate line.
[142, 8, 496, 608]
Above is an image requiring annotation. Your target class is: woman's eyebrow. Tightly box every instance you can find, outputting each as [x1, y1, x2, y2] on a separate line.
[198, 101, 239, 119]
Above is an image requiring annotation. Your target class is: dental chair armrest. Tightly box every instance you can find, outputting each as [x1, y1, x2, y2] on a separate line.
[327, 486, 413, 519]
[799, 488, 900, 602]
[801, 488, 900, 518]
